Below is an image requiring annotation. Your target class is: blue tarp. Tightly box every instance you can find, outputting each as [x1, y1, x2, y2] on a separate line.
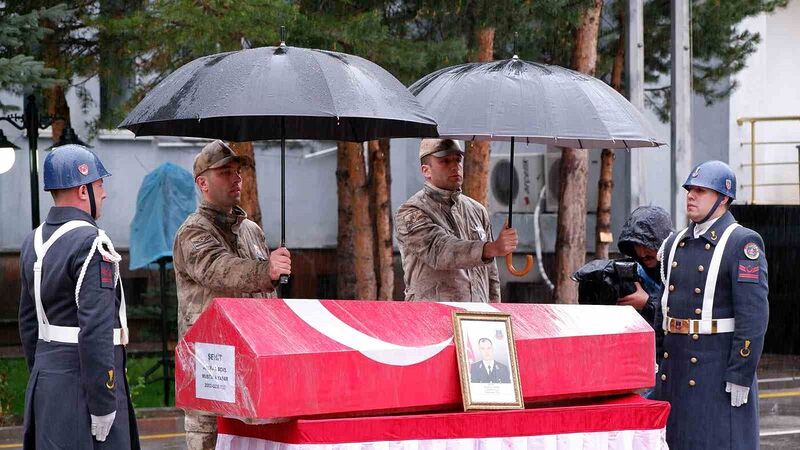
[129, 162, 196, 270]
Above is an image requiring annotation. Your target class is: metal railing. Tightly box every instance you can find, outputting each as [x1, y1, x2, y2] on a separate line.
[736, 116, 800, 204]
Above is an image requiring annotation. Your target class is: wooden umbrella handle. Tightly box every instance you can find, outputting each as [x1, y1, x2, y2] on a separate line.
[506, 253, 534, 277]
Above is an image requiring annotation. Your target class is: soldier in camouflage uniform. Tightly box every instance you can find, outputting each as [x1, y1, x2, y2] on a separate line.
[173, 140, 291, 450]
[395, 139, 518, 303]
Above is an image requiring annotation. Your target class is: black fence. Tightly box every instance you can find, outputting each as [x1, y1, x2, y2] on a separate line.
[731, 204, 800, 355]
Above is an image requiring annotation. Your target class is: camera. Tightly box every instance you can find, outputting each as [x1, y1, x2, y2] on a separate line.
[571, 259, 639, 305]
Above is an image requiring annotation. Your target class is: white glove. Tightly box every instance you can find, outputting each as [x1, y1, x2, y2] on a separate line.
[91, 411, 116, 442]
[725, 382, 750, 407]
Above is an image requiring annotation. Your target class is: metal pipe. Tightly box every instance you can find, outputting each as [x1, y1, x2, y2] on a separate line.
[751, 121, 756, 204]
[159, 257, 171, 406]
[24, 94, 40, 228]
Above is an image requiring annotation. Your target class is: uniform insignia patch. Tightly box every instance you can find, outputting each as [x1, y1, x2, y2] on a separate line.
[78, 163, 89, 176]
[100, 261, 114, 289]
[402, 209, 428, 233]
[737, 260, 759, 283]
[191, 235, 214, 252]
[725, 179, 732, 191]
[473, 225, 487, 241]
[710, 230, 717, 241]
[253, 244, 266, 261]
[744, 242, 760, 260]
[692, 166, 700, 178]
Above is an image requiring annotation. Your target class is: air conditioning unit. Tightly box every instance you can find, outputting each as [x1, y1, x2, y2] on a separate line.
[488, 153, 546, 215]
[543, 146, 601, 213]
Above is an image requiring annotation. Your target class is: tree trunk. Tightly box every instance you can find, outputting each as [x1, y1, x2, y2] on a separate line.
[595, 149, 615, 259]
[336, 142, 357, 299]
[340, 141, 377, 299]
[553, 0, 603, 304]
[463, 26, 494, 207]
[227, 141, 262, 227]
[42, 19, 69, 142]
[369, 139, 394, 300]
[595, 14, 625, 260]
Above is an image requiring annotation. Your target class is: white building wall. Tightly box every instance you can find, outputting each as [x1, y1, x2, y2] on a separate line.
[729, 0, 800, 205]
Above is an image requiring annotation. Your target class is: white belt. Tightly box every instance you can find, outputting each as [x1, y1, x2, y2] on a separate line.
[41, 324, 128, 346]
[665, 316, 735, 334]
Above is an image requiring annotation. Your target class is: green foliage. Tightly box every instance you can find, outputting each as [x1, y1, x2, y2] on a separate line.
[0, 358, 31, 420]
[635, 0, 789, 121]
[0, 4, 68, 110]
[0, 355, 174, 422]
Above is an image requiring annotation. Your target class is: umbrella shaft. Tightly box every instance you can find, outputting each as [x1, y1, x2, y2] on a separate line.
[508, 137, 515, 227]
[281, 118, 286, 246]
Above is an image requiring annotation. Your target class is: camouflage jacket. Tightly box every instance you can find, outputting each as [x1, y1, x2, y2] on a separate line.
[173, 201, 276, 337]
[395, 183, 500, 303]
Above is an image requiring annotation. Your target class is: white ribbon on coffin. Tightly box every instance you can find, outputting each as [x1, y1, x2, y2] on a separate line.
[282, 299, 498, 366]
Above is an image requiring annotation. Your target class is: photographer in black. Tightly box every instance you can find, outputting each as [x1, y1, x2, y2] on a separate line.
[572, 206, 673, 395]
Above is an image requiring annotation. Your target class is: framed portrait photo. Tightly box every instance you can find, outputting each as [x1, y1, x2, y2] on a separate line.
[452, 311, 523, 411]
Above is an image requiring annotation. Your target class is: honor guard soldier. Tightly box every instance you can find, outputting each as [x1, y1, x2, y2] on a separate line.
[17, 145, 139, 449]
[655, 160, 768, 450]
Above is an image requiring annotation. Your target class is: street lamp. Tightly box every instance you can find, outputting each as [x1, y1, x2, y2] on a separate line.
[0, 93, 89, 228]
[0, 129, 19, 174]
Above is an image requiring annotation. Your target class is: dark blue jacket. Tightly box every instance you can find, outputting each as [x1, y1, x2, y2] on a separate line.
[18, 206, 139, 449]
[654, 210, 768, 450]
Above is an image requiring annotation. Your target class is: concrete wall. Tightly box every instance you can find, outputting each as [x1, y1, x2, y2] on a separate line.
[728, 0, 800, 205]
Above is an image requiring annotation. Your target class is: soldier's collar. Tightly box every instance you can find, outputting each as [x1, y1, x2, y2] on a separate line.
[423, 182, 461, 205]
[198, 200, 247, 231]
[687, 210, 736, 245]
[46, 206, 97, 227]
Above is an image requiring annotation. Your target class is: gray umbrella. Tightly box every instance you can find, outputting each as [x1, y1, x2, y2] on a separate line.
[410, 55, 662, 277]
[120, 30, 438, 285]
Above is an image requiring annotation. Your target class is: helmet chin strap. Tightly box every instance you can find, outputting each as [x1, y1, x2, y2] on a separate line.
[86, 183, 97, 219]
[694, 193, 726, 224]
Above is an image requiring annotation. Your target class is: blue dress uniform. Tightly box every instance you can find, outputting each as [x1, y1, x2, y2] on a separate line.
[654, 161, 768, 450]
[17, 145, 140, 450]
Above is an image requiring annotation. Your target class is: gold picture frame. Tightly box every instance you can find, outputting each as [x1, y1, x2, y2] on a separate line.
[452, 311, 524, 411]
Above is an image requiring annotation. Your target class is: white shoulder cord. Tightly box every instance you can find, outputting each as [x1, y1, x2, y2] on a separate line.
[657, 231, 674, 286]
[75, 230, 122, 308]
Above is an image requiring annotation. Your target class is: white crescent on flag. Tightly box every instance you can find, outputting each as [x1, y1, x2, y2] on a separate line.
[282, 299, 498, 366]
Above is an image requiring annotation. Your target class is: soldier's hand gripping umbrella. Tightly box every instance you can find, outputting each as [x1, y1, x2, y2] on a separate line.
[410, 36, 662, 277]
[120, 27, 438, 285]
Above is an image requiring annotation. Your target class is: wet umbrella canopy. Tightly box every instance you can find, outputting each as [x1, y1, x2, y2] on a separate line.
[120, 30, 437, 285]
[410, 53, 663, 277]
[409, 57, 660, 148]
[120, 44, 437, 141]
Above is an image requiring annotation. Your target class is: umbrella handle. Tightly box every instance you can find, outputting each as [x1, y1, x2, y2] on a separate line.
[506, 253, 533, 277]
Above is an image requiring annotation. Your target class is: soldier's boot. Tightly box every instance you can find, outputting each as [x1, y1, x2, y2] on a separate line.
[185, 412, 217, 450]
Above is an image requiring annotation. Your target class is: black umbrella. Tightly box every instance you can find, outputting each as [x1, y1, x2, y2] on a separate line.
[410, 44, 661, 277]
[120, 28, 438, 284]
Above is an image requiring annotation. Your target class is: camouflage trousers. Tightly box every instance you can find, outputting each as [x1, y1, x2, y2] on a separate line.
[185, 411, 217, 450]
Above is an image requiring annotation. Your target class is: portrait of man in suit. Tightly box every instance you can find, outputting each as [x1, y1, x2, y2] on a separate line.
[469, 338, 511, 383]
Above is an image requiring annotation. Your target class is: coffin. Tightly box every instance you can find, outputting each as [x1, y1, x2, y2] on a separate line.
[175, 298, 654, 420]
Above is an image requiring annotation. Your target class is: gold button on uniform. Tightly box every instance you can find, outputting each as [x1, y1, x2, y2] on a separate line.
[705, 243, 711, 250]
[689, 380, 696, 387]
[691, 357, 698, 364]
[672, 261, 678, 268]
[679, 242, 686, 248]
[669, 285, 675, 292]
[694, 287, 702, 294]
[695, 308, 702, 315]
[663, 352, 669, 359]
[698, 265, 705, 272]
[692, 334, 699, 340]
[661, 374, 667, 381]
